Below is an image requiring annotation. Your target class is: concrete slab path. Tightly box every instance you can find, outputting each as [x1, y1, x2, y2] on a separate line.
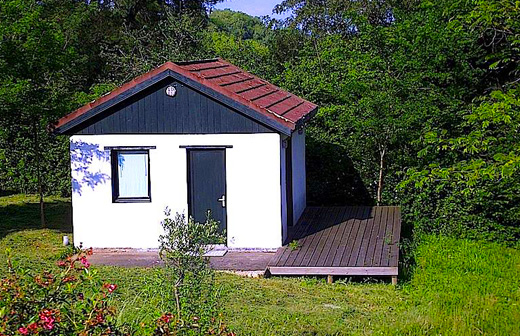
[89, 249, 275, 272]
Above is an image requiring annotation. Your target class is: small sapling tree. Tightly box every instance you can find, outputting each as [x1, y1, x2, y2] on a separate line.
[158, 208, 226, 334]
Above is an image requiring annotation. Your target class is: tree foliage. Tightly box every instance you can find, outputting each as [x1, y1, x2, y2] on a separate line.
[400, 0, 520, 244]
[209, 9, 270, 42]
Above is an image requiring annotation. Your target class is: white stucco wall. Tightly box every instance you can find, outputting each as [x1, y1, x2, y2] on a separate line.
[70, 133, 282, 249]
[291, 129, 306, 225]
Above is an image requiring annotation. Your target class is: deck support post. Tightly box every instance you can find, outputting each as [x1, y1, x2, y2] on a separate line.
[391, 276, 397, 286]
[327, 275, 333, 284]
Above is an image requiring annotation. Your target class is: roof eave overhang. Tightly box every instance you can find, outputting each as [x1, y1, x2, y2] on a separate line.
[293, 106, 318, 132]
[53, 69, 295, 136]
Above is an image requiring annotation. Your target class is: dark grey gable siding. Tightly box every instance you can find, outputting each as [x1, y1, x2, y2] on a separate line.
[73, 78, 275, 135]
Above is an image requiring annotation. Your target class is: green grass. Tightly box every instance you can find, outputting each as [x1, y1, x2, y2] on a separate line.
[1, 195, 520, 335]
[398, 236, 520, 335]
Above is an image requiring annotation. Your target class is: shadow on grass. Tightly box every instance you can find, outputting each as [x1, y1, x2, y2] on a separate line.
[0, 199, 72, 240]
[0, 190, 18, 197]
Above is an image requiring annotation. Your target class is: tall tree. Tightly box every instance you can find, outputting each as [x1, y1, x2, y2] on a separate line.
[0, 0, 98, 225]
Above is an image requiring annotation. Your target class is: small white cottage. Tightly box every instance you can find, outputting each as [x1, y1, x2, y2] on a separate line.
[53, 59, 318, 250]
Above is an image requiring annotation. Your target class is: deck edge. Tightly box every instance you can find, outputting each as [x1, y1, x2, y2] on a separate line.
[267, 266, 398, 276]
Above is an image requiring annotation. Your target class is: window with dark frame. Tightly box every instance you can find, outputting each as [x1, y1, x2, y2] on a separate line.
[111, 149, 151, 203]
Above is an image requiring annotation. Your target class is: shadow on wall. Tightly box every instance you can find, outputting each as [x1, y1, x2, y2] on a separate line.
[70, 140, 110, 195]
[306, 138, 373, 206]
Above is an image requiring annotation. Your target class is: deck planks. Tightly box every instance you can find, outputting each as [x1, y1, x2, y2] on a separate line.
[331, 207, 358, 267]
[322, 207, 351, 267]
[284, 207, 316, 266]
[299, 207, 336, 267]
[312, 207, 344, 267]
[373, 207, 389, 267]
[289, 208, 324, 267]
[381, 207, 395, 267]
[268, 206, 401, 277]
[388, 207, 401, 267]
[355, 206, 377, 267]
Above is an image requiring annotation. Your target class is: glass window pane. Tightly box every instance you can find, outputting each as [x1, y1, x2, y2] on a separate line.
[117, 152, 148, 198]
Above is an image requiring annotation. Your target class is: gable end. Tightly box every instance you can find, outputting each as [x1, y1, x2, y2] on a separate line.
[70, 77, 276, 135]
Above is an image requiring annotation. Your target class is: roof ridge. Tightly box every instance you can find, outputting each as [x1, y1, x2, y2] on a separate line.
[173, 58, 219, 65]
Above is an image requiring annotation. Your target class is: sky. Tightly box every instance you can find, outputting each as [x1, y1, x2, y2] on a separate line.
[214, 0, 290, 19]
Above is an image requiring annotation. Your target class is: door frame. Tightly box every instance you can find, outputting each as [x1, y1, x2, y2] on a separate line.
[184, 146, 229, 243]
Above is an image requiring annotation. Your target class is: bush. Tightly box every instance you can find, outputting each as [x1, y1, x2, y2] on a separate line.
[0, 247, 126, 335]
[158, 208, 231, 336]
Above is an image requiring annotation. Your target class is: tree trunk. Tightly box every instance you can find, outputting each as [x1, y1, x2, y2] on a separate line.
[377, 147, 386, 206]
[174, 285, 181, 323]
[34, 119, 45, 228]
[174, 271, 185, 324]
[39, 184, 45, 228]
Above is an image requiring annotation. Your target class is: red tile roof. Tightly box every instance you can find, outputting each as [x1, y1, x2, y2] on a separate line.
[54, 58, 317, 134]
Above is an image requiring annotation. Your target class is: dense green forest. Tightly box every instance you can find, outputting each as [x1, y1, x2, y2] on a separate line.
[0, 0, 518, 247]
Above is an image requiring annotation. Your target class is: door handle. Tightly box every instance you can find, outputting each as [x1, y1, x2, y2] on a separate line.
[218, 195, 226, 208]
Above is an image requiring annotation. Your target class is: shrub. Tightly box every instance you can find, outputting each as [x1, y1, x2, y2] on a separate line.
[0, 248, 127, 335]
[158, 208, 231, 335]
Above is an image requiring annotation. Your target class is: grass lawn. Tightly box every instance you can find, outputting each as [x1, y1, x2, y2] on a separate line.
[1, 195, 519, 335]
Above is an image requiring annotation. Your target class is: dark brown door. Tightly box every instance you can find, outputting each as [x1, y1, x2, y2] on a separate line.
[187, 149, 227, 234]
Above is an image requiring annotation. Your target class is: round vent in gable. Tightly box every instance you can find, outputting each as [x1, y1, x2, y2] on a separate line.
[165, 85, 177, 97]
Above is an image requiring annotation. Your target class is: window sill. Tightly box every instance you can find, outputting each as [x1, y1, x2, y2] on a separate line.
[113, 198, 151, 203]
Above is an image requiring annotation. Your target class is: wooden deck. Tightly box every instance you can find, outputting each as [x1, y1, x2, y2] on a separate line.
[267, 206, 401, 280]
